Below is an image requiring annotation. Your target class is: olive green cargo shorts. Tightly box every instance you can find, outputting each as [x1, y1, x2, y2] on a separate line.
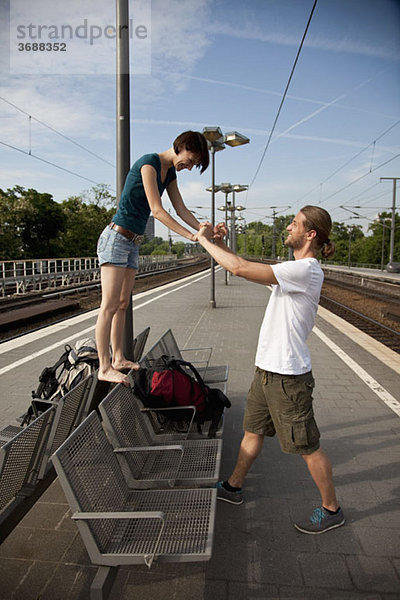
[243, 367, 320, 455]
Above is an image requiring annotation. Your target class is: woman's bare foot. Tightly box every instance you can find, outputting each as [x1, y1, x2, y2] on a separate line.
[112, 359, 140, 372]
[98, 366, 130, 387]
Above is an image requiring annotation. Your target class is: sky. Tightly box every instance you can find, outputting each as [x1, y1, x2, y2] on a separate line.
[0, 0, 399, 243]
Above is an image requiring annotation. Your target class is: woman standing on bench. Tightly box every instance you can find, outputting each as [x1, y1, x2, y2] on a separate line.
[95, 131, 210, 385]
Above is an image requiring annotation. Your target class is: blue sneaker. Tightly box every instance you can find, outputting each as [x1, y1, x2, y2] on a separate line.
[294, 506, 345, 534]
[216, 481, 243, 505]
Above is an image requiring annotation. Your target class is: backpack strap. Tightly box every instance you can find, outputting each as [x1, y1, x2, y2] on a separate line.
[32, 344, 72, 400]
[167, 358, 207, 394]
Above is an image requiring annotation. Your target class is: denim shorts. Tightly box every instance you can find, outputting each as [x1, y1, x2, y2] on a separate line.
[97, 225, 140, 269]
[243, 367, 320, 455]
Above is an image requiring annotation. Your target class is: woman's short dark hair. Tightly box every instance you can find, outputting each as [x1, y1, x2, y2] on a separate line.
[173, 131, 210, 174]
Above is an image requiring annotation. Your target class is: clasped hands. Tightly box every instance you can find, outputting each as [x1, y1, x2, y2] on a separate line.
[194, 221, 228, 243]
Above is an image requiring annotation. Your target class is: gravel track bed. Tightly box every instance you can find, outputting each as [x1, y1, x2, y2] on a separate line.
[321, 281, 400, 334]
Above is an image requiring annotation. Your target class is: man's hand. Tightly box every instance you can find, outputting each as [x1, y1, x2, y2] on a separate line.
[199, 220, 212, 229]
[197, 223, 214, 242]
[213, 222, 228, 240]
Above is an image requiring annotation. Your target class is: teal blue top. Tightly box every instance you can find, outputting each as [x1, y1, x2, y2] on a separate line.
[112, 153, 177, 235]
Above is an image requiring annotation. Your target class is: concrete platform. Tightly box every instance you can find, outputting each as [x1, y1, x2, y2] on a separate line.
[0, 266, 399, 599]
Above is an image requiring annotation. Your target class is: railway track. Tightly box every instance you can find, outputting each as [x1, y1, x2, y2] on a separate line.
[0, 257, 209, 341]
[319, 295, 400, 353]
[2, 259, 400, 354]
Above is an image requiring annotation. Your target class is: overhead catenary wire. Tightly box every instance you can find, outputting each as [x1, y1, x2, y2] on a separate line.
[0, 96, 115, 168]
[318, 151, 400, 205]
[0, 139, 106, 187]
[293, 119, 400, 208]
[249, 0, 318, 188]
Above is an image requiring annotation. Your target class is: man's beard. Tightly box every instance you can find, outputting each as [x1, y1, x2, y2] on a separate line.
[284, 235, 303, 251]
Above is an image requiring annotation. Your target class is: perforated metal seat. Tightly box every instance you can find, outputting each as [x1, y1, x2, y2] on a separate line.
[99, 384, 222, 487]
[38, 373, 95, 478]
[0, 406, 55, 513]
[51, 411, 217, 571]
[133, 326, 150, 362]
[0, 425, 23, 445]
[141, 328, 229, 384]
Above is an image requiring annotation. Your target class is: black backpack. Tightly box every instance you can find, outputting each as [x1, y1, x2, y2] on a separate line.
[134, 355, 231, 437]
[22, 339, 99, 425]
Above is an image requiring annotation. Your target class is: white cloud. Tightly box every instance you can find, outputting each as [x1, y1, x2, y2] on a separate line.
[208, 22, 400, 61]
[130, 0, 213, 105]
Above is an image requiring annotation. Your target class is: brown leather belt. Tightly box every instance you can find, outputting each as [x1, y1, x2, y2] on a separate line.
[110, 223, 144, 245]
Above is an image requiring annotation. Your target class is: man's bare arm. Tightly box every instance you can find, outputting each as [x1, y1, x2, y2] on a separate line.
[198, 227, 278, 285]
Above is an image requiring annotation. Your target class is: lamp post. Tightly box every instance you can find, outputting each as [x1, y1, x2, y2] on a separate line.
[202, 128, 250, 307]
[116, 0, 134, 361]
[236, 216, 247, 255]
[217, 185, 247, 284]
[216, 185, 247, 250]
[380, 177, 399, 266]
[231, 184, 248, 253]
[208, 182, 233, 285]
[379, 216, 392, 270]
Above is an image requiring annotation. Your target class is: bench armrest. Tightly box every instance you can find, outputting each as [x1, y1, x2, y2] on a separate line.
[114, 445, 185, 485]
[72, 510, 165, 567]
[180, 347, 213, 366]
[72, 510, 165, 521]
[114, 444, 183, 454]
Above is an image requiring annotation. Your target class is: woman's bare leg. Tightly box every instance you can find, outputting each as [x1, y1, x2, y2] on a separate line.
[95, 264, 132, 385]
[110, 267, 140, 372]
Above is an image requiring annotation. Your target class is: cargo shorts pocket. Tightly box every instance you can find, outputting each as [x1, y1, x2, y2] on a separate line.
[291, 415, 320, 449]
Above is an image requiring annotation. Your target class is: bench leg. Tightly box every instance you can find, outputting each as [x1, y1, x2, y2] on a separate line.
[90, 566, 119, 600]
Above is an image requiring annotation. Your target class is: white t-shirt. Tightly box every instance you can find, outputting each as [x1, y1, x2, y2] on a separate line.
[255, 258, 323, 375]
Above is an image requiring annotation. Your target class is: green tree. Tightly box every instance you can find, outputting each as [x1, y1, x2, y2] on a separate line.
[139, 236, 166, 256]
[58, 196, 113, 257]
[364, 212, 400, 266]
[0, 186, 23, 259]
[0, 186, 65, 259]
[151, 241, 170, 255]
[172, 241, 185, 258]
[82, 183, 116, 210]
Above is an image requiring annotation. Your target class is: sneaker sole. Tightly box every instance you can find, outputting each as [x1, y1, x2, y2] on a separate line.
[294, 518, 345, 535]
[217, 495, 244, 505]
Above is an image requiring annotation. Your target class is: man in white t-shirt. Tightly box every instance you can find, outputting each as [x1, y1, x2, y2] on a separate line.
[197, 205, 344, 535]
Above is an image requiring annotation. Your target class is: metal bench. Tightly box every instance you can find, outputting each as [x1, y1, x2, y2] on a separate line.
[99, 384, 222, 487]
[141, 328, 229, 384]
[0, 373, 97, 542]
[133, 326, 150, 362]
[51, 411, 217, 600]
[37, 373, 96, 478]
[127, 376, 227, 441]
[0, 406, 55, 516]
[0, 424, 24, 445]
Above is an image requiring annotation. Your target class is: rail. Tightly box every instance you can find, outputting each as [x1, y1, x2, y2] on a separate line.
[0, 254, 185, 297]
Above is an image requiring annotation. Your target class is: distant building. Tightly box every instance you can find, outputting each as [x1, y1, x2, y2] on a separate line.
[144, 216, 155, 240]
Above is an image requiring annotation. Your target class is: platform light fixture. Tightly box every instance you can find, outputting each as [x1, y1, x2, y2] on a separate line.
[202, 128, 250, 307]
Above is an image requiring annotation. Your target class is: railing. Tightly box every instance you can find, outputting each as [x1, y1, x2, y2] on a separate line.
[0, 255, 179, 297]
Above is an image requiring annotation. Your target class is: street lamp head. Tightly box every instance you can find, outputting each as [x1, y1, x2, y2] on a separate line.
[223, 131, 250, 147]
[206, 185, 221, 193]
[232, 184, 249, 192]
[217, 206, 227, 211]
[202, 126, 224, 143]
[219, 184, 233, 195]
[236, 205, 245, 211]
[212, 142, 226, 152]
